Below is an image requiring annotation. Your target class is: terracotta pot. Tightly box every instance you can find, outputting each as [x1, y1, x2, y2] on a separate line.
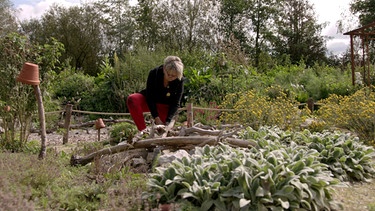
[159, 204, 171, 211]
[4, 106, 11, 112]
[95, 118, 105, 129]
[16, 62, 40, 85]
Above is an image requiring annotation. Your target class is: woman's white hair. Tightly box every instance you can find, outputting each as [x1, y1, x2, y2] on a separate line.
[164, 56, 184, 80]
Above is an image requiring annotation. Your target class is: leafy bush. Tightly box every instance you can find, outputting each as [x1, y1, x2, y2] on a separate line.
[0, 33, 63, 151]
[317, 86, 375, 144]
[23, 140, 41, 154]
[305, 130, 375, 182]
[264, 63, 356, 103]
[241, 126, 375, 182]
[109, 122, 138, 145]
[145, 143, 341, 210]
[51, 68, 96, 112]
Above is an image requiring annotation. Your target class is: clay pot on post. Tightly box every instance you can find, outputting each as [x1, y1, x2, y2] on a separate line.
[16, 62, 40, 85]
[95, 118, 105, 142]
[159, 204, 171, 211]
[16, 62, 47, 159]
[4, 106, 11, 112]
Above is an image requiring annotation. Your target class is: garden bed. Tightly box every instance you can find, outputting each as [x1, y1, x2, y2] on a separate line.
[27, 127, 375, 211]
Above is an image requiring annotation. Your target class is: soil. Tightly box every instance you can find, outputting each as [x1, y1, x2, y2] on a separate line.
[28, 128, 375, 211]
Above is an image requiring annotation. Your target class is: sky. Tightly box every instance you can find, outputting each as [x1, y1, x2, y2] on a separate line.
[13, 0, 353, 55]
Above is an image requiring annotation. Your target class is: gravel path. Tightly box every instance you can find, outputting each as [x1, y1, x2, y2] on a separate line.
[28, 127, 111, 146]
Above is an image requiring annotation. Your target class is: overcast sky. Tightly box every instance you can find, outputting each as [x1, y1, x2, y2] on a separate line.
[13, 0, 353, 55]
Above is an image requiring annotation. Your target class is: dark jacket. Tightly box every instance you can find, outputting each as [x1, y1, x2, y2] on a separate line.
[140, 65, 184, 123]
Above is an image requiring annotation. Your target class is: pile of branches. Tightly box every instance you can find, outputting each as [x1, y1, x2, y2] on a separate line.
[70, 121, 257, 166]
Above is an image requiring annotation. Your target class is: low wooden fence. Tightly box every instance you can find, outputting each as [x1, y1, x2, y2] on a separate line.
[46, 101, 318, 144]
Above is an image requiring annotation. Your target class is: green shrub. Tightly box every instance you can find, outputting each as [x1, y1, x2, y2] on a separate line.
[305, 130, 375, 182]
[109, 122, 138, 145]
[240, 126, 375, 182]
[23, 140, 41, 154]
[0, 33, 63, 151]
[145, 142, 341, 210]
[51, 68, 96, 112]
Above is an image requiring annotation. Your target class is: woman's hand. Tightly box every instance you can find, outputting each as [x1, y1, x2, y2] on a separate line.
[154, 117, 164, 125]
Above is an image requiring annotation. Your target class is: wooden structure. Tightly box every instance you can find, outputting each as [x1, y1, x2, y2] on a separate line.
[344, 21, 375, 86]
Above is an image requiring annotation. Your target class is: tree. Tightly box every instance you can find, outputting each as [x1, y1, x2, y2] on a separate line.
[21, 4, 105, 76]
[156, 0, 220, 52]
[0, 0, 18, 37]
[246, 0, 278, 67]
[272, 0, 327, 66]
[93, 0, 136, 56]
[218, 0, 249, 50]
[350, 0, 375, 25]
[133, 0, 161, 50]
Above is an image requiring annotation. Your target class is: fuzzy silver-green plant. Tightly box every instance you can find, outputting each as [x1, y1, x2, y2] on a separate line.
[144, 139, 341, 210]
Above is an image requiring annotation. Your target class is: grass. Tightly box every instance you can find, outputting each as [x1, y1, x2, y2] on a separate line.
[0, 147, 150, 210]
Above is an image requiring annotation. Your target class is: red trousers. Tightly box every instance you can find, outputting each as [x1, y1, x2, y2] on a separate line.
[127, 93, 169, 131]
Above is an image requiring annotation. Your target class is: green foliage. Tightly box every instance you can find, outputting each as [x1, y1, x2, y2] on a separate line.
[350, 0, 375, 26]
[22, 4, 104, 76]
[145, 142, 341, 210]
[264, 63, 356, 102]
[51, 68, 96, 111]
[183, 67, 214, 103]
[23, 140, 41, 154]
[145, 126, 375, 210]
[241, 126, 375, 182]
[109, 122, 138, 145]
[0, 33, 63, 151]
[317, 87, 375, 144]
[306, 130, 375, 182]
[273, 1, 327, 66]
[0, 0, 18, 37]
[94, 54, 148, 113]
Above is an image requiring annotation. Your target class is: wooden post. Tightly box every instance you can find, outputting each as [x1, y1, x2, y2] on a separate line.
[307, 98, 314, 112]
[63, 104, 73, 144]
[33, 85, 47, 159]
[350, 34, 355, 86]
[187, 103, 193, 128]
[95, 118, 105, 142]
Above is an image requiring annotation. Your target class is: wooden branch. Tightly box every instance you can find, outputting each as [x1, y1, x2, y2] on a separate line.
[133, 136, 217, 148]
[70, 136, 257, 166]
[70, 143, 133, 166]
[179, 126, 221, 136]
[225, 138, 257, 148]
[162, 118, 176, 138]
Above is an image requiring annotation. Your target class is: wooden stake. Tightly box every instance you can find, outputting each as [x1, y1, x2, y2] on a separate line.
[63, 104, 73, 144]
[187, 103, 193, 128]
[33, 85, 47, 159]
